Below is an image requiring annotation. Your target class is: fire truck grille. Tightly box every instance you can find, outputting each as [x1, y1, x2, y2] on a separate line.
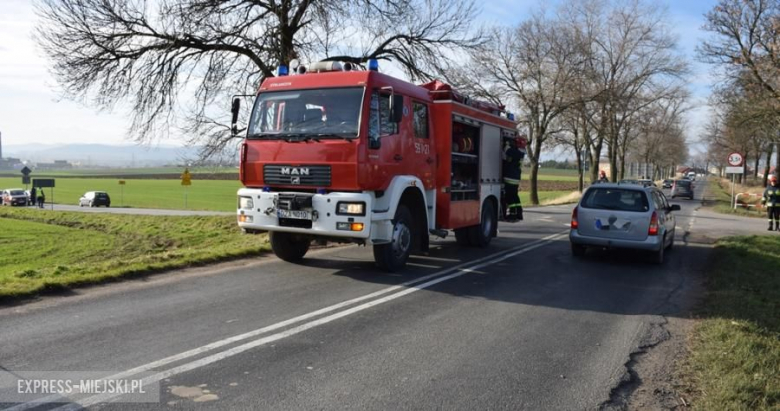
[263, 165, 332, 187]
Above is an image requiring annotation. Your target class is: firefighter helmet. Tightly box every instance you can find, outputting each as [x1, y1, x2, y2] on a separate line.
[770, 175, 778, 183]
[599, 170, 606, 177]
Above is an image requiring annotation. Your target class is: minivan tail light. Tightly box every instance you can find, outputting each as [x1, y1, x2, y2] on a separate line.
[571, 207, 579, 229]
[648, 211, 659, 236]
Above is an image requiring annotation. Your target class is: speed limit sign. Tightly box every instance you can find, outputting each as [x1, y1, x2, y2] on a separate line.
[727, 152, 744, 167]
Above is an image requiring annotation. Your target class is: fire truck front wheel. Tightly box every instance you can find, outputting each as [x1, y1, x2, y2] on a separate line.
[373, 204, 413, 272]
[270, 232, 311, 262]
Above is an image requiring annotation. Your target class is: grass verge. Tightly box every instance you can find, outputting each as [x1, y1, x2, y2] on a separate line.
[682, 235, 780, 409]
[519, 190, 573, 207]
[705, 178, 767, 219]
[0, 207, 269, 300]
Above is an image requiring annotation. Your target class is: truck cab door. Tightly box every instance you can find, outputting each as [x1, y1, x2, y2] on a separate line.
[409, 100, 435, 189]
[365, 90, 402, 188]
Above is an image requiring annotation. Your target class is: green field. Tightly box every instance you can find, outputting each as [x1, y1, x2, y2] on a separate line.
[0, 177, 242, 212]
[522, 168, 580, 182]
[683, 235, 780, 410]
[0, 208, 269, 299]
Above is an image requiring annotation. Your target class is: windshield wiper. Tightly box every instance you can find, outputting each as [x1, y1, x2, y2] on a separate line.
[246, 132, 280, 140]
[311, 133, 355, 141]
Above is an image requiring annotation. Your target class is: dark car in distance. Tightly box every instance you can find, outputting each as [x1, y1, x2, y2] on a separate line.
[670, 179, 694, 200]
[79, 191, 111, 207]
[662, 179, 674, 189]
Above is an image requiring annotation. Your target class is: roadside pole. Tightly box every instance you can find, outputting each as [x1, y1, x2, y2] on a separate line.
[119, 180, 126, 207]
[726, 152, 744, 210]
[181, 168, 192, 209]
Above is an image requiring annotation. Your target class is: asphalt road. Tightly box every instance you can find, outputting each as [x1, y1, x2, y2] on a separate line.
[0, 181, 765, 410]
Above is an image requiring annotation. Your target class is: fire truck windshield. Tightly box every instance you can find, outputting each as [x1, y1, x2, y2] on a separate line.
[247, 87, 364, 140]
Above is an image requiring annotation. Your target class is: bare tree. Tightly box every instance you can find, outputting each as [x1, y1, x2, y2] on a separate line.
[561, 0, 689, 183]
[450, 12, 586, 205]
[699, 0, 780, 103]
[35, 0, 485, 157]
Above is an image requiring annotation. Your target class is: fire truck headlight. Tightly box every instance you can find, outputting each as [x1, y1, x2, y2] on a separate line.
[336, 202, 365, 216]
[239, 196, 254, 210]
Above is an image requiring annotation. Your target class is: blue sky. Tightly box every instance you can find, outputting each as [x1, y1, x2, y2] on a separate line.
[0, 0, 718, 155]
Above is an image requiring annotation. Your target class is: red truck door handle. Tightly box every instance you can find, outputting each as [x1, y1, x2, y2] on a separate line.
[394, 154, 403, 161]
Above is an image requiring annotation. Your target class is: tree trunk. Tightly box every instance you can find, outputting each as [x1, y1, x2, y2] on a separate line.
[529, 137, 543, 205]
[775, 142, 780, 178]
[763, 148, 773, 186]
[576, 152, 584, 192]
[753, 155, 760, 180]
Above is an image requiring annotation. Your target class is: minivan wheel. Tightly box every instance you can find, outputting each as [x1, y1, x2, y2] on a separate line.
[653, 240, 665, 264]
[571, 243, 586, 257]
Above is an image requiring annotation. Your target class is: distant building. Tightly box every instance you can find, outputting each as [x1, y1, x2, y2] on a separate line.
[0, 157, 23, 170]
[35, 160, 73, 170]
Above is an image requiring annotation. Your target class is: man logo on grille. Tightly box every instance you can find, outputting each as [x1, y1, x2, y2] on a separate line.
[290, 176, 301, 185]
[280, 167, 310, 176]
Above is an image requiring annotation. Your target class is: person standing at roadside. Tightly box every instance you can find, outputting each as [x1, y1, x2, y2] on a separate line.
[762, 175, 780, 231]
[37, 190, 45, 208]
[29, 187, 37, 207]
[502, 135, 527, 222]
[598, 170, 609, 183]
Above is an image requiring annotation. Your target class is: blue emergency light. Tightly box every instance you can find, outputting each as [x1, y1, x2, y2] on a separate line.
[368, 59, 379, 71]
[507, 113, 515, 121]
[317, 188, 327, 195]
[277, 65, 289, 76]
[262, 186, 271, 192]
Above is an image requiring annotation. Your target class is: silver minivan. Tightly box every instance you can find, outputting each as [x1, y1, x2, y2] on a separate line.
[569, 184, 680, 263]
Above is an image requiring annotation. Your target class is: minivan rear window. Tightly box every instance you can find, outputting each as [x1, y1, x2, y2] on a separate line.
[581, 188, 649, 212]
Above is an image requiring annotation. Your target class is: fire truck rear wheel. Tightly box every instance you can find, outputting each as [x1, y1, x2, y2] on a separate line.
[469, 200, 495, 247]
[373, 204, 413, 272]
[270, 232, 311, 262]
[454, 228, 471, 246]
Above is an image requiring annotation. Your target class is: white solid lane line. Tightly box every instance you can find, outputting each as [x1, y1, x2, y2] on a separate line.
[55, 232, 567, 410]
[9, 231, 567, 410]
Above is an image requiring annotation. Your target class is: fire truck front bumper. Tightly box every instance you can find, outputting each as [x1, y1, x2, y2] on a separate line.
[237, 189, 379, 241]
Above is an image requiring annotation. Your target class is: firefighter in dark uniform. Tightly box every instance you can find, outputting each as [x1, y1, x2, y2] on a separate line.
[598, 170, 609, 183]
[761, 175, 780, 231]
[503, 136, 527, 222]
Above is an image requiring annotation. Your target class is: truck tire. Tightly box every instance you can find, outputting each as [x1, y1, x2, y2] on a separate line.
[270, 232, 311, 262]
[373, 204, 413, 272]
[454, 228, 471, 246]
[468, 200, 495, 247]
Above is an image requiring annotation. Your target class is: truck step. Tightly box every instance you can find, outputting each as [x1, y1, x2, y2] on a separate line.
[429, 229, 448, 238]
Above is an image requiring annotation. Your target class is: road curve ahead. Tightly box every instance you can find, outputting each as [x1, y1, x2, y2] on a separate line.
[0, 183, 727, 410]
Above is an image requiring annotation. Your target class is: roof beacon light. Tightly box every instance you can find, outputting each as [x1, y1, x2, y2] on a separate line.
[507, 113, 515, 121]
[277, 65, 289, 76]
[368, 59, 379, 71]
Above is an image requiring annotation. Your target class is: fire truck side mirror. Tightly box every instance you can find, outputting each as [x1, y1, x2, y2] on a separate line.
[390, 95, 404, 123]
[230, 98, 241, 135]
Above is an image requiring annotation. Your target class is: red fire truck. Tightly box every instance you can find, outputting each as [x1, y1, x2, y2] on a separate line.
[234, 60, 520, 271]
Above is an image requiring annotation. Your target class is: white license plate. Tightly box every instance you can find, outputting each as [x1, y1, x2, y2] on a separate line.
[277, 209, 311, 220]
